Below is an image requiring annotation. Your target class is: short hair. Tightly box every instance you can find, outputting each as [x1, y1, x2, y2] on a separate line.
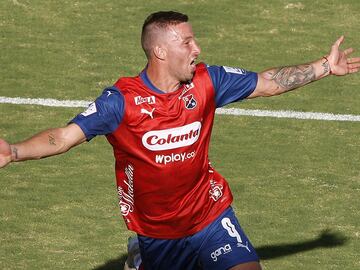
[141, 11, 189, 59]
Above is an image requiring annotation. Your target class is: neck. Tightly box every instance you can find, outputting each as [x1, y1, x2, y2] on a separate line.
[146, 61, 181, 93]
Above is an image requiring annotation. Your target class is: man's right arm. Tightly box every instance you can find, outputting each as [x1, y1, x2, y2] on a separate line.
[0, 86, 125, 169]
[0, 123, 86, 168]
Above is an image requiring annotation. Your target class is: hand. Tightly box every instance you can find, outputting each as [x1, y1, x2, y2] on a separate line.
[0, 139, 12, 168]
[327, 36, 360, 76]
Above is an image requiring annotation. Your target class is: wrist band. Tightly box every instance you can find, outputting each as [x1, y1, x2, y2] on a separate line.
[322, 56, 332, 75]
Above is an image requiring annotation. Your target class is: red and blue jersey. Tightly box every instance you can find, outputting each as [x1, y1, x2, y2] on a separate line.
[71, 63, 257, 238]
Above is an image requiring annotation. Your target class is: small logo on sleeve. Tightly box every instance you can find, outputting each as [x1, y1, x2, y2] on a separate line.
[81, 102, 97, 117]
[223, 66, 247, 75]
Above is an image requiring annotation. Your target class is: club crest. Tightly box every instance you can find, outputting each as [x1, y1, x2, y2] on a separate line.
[182, 94, 197, 109]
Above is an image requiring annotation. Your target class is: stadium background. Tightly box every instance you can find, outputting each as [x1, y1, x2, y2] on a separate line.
[0, 0, 359, 269]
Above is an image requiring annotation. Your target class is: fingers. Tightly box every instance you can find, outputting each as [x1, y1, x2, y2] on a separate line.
[334, 35, 345, 47]
[329, 36, 345, 57]
[348, 67, 360, 74]
[347, 57, 360, 64]
[348, 63, 360, 71]
[343, 47, 354, 56]
[347, 57, 360, 74]
[326, 36, 359, 75]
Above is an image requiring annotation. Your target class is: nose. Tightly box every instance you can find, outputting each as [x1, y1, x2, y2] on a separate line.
[193, 40, 201, 56]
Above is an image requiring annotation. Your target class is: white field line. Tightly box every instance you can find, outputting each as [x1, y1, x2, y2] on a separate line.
[215, 108, 360, 122]
[0, 96, 90, 108]
[1, 96, 360, 122]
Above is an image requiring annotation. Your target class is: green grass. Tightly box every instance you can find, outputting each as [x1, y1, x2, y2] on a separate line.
[211, 115, 359, 269]
[1, 1, 359, 269]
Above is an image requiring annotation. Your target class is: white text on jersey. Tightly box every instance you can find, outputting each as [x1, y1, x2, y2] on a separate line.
[142, 121, 202, 151]
[155, 151, 196, 165]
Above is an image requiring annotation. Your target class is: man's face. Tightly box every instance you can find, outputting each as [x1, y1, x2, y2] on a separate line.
[163, 22, 201, 82]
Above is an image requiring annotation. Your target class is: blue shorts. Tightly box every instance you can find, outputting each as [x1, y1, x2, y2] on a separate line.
[137, 207, 259, 270]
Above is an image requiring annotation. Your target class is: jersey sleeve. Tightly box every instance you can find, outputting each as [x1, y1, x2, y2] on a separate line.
[70, 86, 125, 141]
[206, 65, 258, 108]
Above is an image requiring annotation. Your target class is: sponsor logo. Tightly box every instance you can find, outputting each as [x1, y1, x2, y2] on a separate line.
[81, 102, 97, 116]
[134, 95, 156, 105]
[178, 82, 194, 99]
[183, 94, 197, 109]
[221, 218, 251, 252]
[210, 244, 232, 262]
[117, 164, 135, 217]
[155, 151, 196, 165]
[106, 90, 113, 97]
[223, 66, 247, 75]
[140, 108, 155, 119]
[142, 121, 201, 151]
[209, 180, 223, 201]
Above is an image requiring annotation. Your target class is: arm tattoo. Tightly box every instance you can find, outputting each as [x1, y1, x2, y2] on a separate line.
[270, 64, 316, 91]
[48, 133, 56, 145]
[12, 147, 19, 160]
[322, 58, 330, 75]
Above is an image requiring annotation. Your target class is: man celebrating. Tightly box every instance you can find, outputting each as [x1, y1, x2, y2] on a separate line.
[1, 11, 359, 270]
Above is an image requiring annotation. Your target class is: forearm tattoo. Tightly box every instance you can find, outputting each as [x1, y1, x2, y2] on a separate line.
[48, 133, 56, 145]
[322, 58, 330, 75]
[12, 147, 19, 160]
[270, 64, 316, 91]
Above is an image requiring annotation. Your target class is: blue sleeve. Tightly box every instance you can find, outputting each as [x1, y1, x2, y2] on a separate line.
[206, 65, 258, 108]
[70, 86, 125, 141]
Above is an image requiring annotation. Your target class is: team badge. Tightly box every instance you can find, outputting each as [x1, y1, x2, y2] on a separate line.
[183, 94, 197, 109]
[209, 180, 223, 201]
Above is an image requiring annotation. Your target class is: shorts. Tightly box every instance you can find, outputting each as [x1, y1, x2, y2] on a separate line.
[137, 207, 259, 270]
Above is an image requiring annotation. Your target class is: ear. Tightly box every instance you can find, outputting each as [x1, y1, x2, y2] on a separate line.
[153, 45, 167, 60]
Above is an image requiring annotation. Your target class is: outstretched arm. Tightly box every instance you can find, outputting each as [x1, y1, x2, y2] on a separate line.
[249, 36, 360, 98]
[0, 123, 86, 168]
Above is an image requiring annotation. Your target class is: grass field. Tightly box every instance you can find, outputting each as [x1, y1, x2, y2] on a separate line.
[1, 0, 359, 269]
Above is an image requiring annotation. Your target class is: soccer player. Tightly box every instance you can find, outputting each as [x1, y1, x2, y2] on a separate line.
[1, 11, 359, 270]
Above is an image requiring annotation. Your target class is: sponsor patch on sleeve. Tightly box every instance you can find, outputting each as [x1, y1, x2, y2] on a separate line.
[81, 102, 97, 116]
[223, 66, 247, 75]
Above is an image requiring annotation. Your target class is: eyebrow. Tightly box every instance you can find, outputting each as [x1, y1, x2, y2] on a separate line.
[182, 35, 193, 42]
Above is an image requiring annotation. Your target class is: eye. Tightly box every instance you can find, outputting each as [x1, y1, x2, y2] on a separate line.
[183, 38, 192, 45]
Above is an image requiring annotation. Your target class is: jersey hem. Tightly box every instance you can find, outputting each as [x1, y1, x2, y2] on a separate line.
[128, 199, 233, 239]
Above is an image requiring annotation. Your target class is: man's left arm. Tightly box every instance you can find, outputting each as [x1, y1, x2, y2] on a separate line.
[248, 36, 360, 98]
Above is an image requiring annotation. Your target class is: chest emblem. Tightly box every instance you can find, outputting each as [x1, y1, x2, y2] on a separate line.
[183, 94, 197, 110]
[140, 108, 155, 119]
